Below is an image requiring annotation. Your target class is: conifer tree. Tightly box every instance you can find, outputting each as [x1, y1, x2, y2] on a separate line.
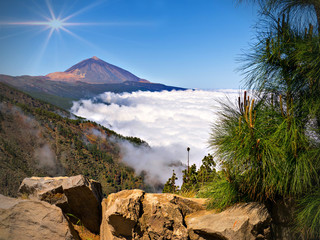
[181, 164, 197, 191]
[205, 1, 320, 238]
[197, 154, 216, 186]
[237, 0, 320, 32]
[162, 170, 178, 193]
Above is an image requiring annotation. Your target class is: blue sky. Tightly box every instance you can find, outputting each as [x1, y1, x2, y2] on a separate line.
[0, 0, 258, 89]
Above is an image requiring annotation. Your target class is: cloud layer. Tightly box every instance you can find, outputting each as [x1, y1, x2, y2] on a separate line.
[71, 89, 239, 186]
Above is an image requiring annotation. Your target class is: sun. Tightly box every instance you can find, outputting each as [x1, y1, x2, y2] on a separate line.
[0, 0, 130, 56]
[48, 19, 63, 30]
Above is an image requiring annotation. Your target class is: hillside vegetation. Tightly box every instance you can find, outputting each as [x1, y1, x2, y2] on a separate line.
[0, 82, 148, 197]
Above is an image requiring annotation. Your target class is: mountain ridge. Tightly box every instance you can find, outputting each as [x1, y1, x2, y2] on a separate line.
[0, 74, 185, 109]
[0, 57, 186, 109]
[46, 56, 150, 84]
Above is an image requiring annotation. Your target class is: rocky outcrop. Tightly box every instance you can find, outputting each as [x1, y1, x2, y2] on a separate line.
[100, 189, 144, 240]
[8, 177, 290, 240]
[18, 175, 103, 234]
[139, 193, 206, 240]
[100, 190, 206, 240]
[0, 194, 78, 240]
[186, 203, 271, 240]
[100, 190, 273, 240]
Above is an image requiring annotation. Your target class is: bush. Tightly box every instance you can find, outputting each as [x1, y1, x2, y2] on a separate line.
[210, 93, 319, 202]
[197, 176, 244, 211]
[296, 188, 320, 239]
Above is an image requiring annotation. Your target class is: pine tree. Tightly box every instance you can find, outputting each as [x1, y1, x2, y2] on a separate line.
[162, 170, 178, 193]
[181, 164, 198, 191]
[197, 154, 216, 186]
[207, 1, 320, 238]
[237, 0, 320, 32]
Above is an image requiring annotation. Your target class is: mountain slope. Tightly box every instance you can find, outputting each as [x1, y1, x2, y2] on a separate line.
[0, 56, 186, 110]
[47, 56, 146, 84]
[0, 74, 185, 109]
[0, 82, 149, 197]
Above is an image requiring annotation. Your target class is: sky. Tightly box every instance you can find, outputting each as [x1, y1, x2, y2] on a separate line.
[0, 0, 258, 89]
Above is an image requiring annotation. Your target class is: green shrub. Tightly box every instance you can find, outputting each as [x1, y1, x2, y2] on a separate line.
[210, 91, 320, 201]
[197, 177, 244, 211]
[296, 188, 320, 239]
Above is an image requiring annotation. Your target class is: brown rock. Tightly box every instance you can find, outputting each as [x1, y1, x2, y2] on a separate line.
[100, 189, 145, 240]
[139, 193, 191, 240]
[100, 189, 205, 240]
[18, 175, 103, 234]
[100, 190, 275, 240]
[186, 203, 272, 240]
[0, 194, 77, 240]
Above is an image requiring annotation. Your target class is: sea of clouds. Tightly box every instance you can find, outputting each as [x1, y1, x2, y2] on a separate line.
[71, 89, 239, 186]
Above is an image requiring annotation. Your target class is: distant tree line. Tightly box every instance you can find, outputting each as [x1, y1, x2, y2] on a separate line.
[162, 154, 217, 195]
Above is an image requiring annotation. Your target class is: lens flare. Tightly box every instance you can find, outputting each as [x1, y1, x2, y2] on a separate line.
[0, 0, 148, 60]
[48, 19, 63, 30]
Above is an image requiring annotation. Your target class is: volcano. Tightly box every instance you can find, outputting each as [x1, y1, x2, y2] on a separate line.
[46, 56, 149, 84]
[0, 56, 185, 109]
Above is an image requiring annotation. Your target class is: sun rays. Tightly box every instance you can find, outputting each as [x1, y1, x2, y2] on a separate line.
[48, 19, 63, 30]
[0, 0, 101, 62]
[0, 0, 155, 75]
[0, 5, 83, 34]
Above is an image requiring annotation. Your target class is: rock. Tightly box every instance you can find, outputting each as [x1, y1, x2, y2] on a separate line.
[100, 189, 144, 240]
[18, 175, 103, 234]
[100, 190, 206, 240]
[139, 193, 201, 240]
[0, 194, 78, 240]
[185, 202, 272, 240]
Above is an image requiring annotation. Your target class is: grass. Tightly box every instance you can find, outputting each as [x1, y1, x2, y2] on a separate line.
[177, 188, 198, 198]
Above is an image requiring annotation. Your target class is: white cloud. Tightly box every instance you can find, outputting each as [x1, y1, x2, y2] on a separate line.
[71, 89, 239, 186]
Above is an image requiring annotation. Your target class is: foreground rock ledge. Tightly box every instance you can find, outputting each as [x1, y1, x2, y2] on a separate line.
[100, 189, 205, 240]
[18, 175, 103, 234]
[0, 194, 77, 240]
[100, 189, 272, 240]
[186, 203, 271, 240]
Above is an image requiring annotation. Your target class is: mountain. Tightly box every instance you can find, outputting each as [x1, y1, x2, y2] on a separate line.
[0, 82, 150, 197]
[46, 56, 149, 84]
[0, 57, 185, 109]
[0, 74, 185, 109]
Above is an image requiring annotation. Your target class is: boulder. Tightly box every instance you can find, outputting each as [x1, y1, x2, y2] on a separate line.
[100, 189, 145, 240]
[100, 190, 206, 240]
[18, 175, 103, 234]
[0, 194, 78, 240]
[185, 203, 272, 240]
[139, 193, 205, 240]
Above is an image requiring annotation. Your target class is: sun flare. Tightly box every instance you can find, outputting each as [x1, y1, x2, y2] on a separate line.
[0, 1, 113, 60]
[48, 19, 63, 30]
